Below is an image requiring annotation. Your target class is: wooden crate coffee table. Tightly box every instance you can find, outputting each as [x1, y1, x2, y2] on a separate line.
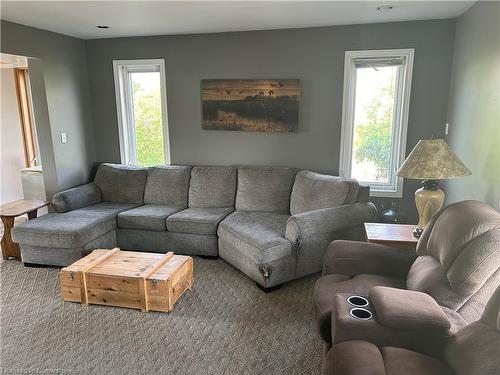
[60, 248, 193, 312]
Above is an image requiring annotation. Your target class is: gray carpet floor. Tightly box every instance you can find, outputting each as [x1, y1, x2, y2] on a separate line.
[0, 258, 323, 375]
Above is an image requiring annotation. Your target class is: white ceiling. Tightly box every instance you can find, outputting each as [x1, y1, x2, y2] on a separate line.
[1, 1, 474, 40]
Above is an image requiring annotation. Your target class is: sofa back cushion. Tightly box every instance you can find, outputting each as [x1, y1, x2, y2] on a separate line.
[290, 170, 359, 215]
[189, 166, 236, 208]
[235, 166, 297, 214]
[93, 163, 148, 204]
[144, 166, 191, 206]
[408, 200, 500, 322]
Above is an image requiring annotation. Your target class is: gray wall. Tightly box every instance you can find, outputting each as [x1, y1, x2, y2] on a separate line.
[86, 19, 456, 222]
[445, 2, 500, 211]
[1, 20, 96, 195]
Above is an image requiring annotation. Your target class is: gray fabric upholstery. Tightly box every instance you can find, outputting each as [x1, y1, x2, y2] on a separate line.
[355, 185, 371, 203]
[286, 202, 378, 277]
[290, 170, 359, 215]
[189, 166, 236, 208]
[93, 163, 148, 204]
[117, 204, 183, 231]
[13, 163, 378, 283]
[167, 207, 234, 235]
[117, 229, 219, 256]
[19, 230, 116, 267]
[219, 236, 296, 288]
[51, 183, 101, 213]
[218, 211, 292, 263]
[144, 165, 191, 206]
[218, 210, 294, 288]
[74, 202, 139, 217]
[12, 211, 116, 248]
[235, 166, 297, 214]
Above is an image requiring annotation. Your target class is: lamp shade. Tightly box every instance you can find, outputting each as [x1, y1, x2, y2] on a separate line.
[396, 139, 471, 180]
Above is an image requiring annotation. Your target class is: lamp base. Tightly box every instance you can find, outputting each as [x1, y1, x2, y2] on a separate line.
[414, 180, 444, 238]
[413, 227, 424, 238]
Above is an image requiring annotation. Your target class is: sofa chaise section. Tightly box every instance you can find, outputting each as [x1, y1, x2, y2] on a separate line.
[11, 211, 117, 266]
[12, 164, 148, 266]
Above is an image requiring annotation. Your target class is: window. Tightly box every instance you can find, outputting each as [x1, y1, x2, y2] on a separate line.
[339, 49, 414, 197]
[113, 59, 170, 166]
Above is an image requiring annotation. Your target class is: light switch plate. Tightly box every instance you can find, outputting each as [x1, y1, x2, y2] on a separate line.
[61, 132, 67, 143]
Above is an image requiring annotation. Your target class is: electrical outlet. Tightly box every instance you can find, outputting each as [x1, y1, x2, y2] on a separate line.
[61, 132, 67, 144]
[444, 123, 449, 135]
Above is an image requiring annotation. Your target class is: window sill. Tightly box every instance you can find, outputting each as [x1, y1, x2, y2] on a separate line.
[369, 189, 403, 198]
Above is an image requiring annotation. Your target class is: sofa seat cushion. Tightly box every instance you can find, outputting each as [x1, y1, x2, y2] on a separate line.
[11, 211, 116, 248]
[74, 202, 140, 218]
[166, 207, 234, 235]
[117, 204, 183, 231]
[324, 341, 452, 375]
[217, 210, 292, 263]
[314, 273, 406, 343]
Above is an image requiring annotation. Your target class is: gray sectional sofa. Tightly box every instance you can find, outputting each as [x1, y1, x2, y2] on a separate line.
[12, 163, 377, 289]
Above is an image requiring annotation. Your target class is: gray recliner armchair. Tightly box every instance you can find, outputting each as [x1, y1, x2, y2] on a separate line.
[314, 200, 500, 343]
[322, 285, 500, 375]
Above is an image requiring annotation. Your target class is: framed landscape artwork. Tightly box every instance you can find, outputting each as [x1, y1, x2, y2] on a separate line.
[201, 79, 300, 132]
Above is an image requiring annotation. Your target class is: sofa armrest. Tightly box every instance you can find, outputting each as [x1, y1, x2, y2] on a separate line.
[51, 183, 101, 213]
[285, 202, 377, 243]
[370, 286, 450, 333]
[285, 202, 378, 277]
[323, 240, 416, 278]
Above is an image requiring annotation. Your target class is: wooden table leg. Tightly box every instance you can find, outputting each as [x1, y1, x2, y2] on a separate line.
[1, 216, 21, 260]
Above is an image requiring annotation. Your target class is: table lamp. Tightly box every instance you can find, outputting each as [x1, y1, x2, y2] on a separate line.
[396, 139, 471, 238]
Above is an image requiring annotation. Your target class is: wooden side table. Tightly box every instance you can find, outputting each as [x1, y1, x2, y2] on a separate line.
[364, 222, 418, 251]
[0, 199, 49, 260]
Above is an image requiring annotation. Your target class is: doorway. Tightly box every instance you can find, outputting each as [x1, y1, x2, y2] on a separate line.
[1, 53, 46, 208]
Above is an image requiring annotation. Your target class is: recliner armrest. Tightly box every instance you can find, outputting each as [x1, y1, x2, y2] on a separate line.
[51, 183, 102, 213]
[370, 286, 450, 333]
[330, 290, 452, 357]
[323, 240, 416, 278]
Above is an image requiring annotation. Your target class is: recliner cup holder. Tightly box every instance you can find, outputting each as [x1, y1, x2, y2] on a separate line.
[347, 295, 369, 307]
[350, 307, 373, 320]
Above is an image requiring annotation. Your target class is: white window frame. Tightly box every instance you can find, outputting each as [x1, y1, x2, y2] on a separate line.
[339, 49, 414, 198]
[113, 59, 171, 165]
